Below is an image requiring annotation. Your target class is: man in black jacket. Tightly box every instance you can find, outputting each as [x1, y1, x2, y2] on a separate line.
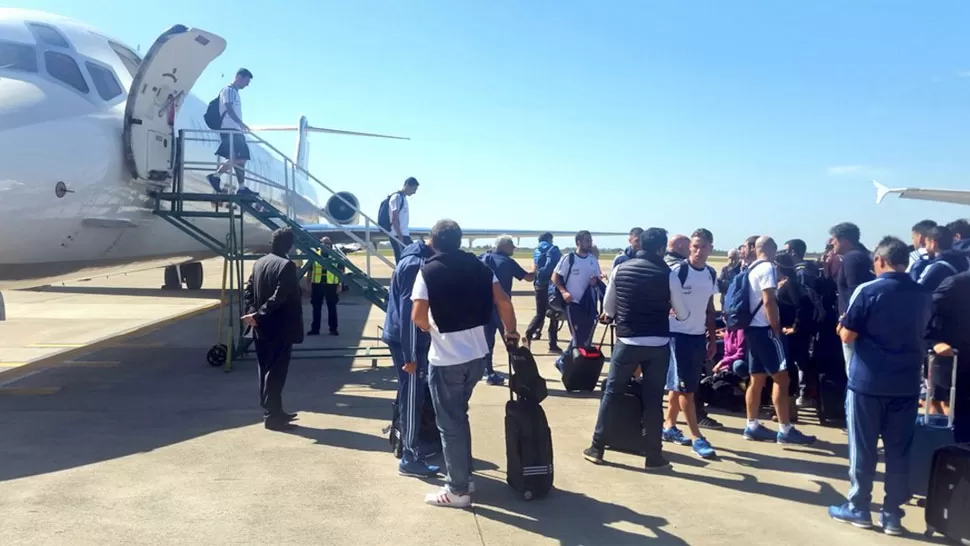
[242, 227, 305, 431]
[583, 227, 689, 471]
[925, 270, 970, 442]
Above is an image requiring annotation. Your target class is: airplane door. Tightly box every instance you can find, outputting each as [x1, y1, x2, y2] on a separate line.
[122, 25, 226, 184]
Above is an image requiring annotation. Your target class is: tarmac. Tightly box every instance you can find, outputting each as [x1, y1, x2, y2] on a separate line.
[0, 257, 933, 545]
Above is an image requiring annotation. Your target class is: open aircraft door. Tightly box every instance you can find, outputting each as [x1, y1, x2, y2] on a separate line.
[123, 25, 226, 184]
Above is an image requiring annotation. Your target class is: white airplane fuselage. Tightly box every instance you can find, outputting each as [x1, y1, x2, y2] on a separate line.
[0, 9, 323, 289]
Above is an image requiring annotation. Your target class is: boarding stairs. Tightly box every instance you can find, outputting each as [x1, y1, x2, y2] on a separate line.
[148, 128, 404, 369]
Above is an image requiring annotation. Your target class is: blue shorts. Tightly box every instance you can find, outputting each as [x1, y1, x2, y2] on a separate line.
[745, 327, 787, 375]
[666, 333, 707, 393]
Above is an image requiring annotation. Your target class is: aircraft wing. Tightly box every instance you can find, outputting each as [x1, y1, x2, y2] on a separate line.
[873, 180, 970, 206]
[299, 224, 627, 245]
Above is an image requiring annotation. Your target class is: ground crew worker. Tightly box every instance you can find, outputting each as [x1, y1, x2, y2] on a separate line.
[308, 237, 343, 336]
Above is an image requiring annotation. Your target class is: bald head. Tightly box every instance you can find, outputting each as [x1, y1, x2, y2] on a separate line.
[668, 234, 690, 258]
[727, 248, 738, 262]
[755, 236, 777, 260]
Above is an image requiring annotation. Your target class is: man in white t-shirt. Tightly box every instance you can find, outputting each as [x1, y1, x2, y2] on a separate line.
[207, 68, 258, 197]
[389, 177, 420, 262]
[411, 219, 518, 508]
[551, 230, 603, 370]
[742, 236, 816, 445]
[661, 229, 719, 459]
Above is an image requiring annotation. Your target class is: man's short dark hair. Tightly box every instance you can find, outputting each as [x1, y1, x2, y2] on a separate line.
[744, 235, 758, 248]
[575, 230, 592, 244]
[640, 228, 668, 255]
[271, 227, 294, 255]
[927, 225, 953, 250]
[873, 236, 909, 268]
[774, 253, 796, 278]
[430, 219, 462, 252]
[829, 222, 861, 244]
[538, 232, 553, 243]
[785, 239, 807, 260]
[911, 219, 937, 236]
[946, 219, 970, 239]
[237, 68, 253, 79]
[629, 227, 644, 237]
[691, 228, 714, 245]
[404, 176, 419, 188]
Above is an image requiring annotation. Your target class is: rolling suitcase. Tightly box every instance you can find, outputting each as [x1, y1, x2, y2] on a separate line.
[505, 345, 554, 501]
[598, 376, 647, 455]
[924, 443, 970, 543]
[561, 325, 608, 392]
[910, 349, 960, 499]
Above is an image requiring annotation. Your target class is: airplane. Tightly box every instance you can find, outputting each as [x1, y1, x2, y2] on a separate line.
[0, 9, 625, 312]
[873, 180, 970, 207]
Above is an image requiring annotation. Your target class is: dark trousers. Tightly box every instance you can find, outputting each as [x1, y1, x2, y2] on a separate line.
[787, 330, 814, 397]
[525, 286, 559, 346]
[255, 337, 293, 419]
[484, 311, 503, 376]
[310, 283, 339, 333]
[559, 295, 597, 367]
[389, 342, 436, 462]
[391, 236, 414, 263]
[593, 341, 670, 460]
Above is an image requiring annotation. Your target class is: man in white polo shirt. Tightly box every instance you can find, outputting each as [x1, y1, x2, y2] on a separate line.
[551, 230, 602, 371]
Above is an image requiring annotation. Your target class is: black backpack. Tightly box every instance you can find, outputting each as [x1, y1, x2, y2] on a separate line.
[204, 96, 223, 130]
[676, 259, 717, 288]
[377, 191, 402, 231]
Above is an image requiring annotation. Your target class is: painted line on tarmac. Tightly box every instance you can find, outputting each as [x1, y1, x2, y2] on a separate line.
[0, 301, 221, 386]
[0, 386, 61, 395]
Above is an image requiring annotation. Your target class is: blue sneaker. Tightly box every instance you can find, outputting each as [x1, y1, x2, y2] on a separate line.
[485, 372, 506, 386]
[691, 437, 716, 460]
[399, 459, 441, 478]
[207, 174, 222, 192]
[236, 186, 260, 197]
[662, 427, 692, 446]
[828, 503, 873, 529]
[880, 510, 906, 536]
[742, 424, 777, 442]
[777, 427, 817, 445]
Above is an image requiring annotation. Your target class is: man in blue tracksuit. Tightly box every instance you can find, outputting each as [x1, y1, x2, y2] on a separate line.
[382, 240, 440, 478]
[914, 225, 969, 292]
[524, 232, 563, 353]
[611, 227, 643, 270]
[828, 236, 932, 537]
[480, 235, 535, 386]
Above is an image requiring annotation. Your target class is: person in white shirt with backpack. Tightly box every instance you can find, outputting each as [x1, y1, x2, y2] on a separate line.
[206, 68, 257, 197]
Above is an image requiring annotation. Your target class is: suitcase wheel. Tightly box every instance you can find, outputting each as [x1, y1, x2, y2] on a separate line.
[522, 490, 533, 501]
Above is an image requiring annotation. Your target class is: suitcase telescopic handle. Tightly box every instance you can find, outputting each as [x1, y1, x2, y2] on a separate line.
[925, 348, 959, 428]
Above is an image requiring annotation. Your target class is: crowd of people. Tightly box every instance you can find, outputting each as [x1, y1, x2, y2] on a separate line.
[242, 212, 970, 535]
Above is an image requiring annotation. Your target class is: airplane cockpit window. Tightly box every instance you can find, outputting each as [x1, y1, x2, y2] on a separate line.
[0, 41, 38, 73]
[85, 62, 122, 101]
[26, 23, 71, 49]
[108, 41, 141, 78]
[44, 51, 89, 94]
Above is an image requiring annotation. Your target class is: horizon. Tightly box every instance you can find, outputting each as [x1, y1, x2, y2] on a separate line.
[18, 1, 970, 251]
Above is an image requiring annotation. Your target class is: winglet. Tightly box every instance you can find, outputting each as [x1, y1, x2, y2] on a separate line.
[873, 180, 894, 204]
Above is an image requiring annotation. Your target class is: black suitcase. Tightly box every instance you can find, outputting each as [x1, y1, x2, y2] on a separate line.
[598, 377, 646, 455]
[923, 443, 970, 543]
[386, 388, 441, 459]
[561, 326, 607, 392]
[505, 345, 553, 501]
[816, 371, 847, 426]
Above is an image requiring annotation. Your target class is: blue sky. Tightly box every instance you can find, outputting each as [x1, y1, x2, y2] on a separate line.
[23, 0, 970, 250]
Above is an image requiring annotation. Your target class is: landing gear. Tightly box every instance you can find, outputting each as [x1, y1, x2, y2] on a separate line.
[181, 262, 204, 290]
[161, 262, 204, 290]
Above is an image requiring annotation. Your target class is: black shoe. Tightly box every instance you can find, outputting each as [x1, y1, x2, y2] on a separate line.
[307, 330, 320, 336]
[284, 412, 298, 421]
[330, 330, 339, 336]
[264, 411, 298, 422]
[698, 416, 724, 429]
[644, 455, 671, 472]
[548, 345, 563, 354]
[264, 419, 296, 431]
[582, 445, 604, 465]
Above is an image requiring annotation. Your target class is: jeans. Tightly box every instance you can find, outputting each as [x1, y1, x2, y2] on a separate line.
[525, 286, 559, 346]
[429, 357, 487, 495]
[592, 341, 670, 461]
[845, 390, 918, 515]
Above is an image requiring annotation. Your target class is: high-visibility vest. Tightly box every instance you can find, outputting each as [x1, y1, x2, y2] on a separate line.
[311, 251, 340, 285]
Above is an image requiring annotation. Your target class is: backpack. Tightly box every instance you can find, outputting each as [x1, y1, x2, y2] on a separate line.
[722, 259, 767, 331]
[508, 346, 548, 403]
[377, 191, 402, 231]
[535, 245, 559, 286]
[794, 263, 827, 326]
[203, 96, 224, 130]
[676, 259, 717, 289]
[547, 252, 575, 315]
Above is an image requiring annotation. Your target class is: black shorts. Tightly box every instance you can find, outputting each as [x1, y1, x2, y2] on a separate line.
[216, 132, 250, 160]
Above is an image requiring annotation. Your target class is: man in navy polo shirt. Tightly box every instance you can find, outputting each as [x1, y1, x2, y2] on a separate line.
[612, 227, 644, 270]
[828, 236, 932, 536]
[480, 235, 535, 386]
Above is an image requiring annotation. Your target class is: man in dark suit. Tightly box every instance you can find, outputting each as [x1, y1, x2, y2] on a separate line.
[242, 227, 305, 431]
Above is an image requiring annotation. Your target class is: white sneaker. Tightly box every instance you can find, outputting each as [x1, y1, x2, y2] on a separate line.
[424, 487, 471, 508]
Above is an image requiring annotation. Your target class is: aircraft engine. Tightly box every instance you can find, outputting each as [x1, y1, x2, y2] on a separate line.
[323, 191, 360, 225]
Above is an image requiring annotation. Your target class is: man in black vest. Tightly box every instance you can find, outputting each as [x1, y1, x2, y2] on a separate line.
[411, 219, 519, 508]
[242, 227, 304, 431]
[583, 227, 689, 471]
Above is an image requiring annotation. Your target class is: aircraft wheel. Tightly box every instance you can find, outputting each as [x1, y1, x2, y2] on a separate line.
[162, 265, 181, 289]
[182, 262, 204, 290]
[207, 344, 228, 367]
